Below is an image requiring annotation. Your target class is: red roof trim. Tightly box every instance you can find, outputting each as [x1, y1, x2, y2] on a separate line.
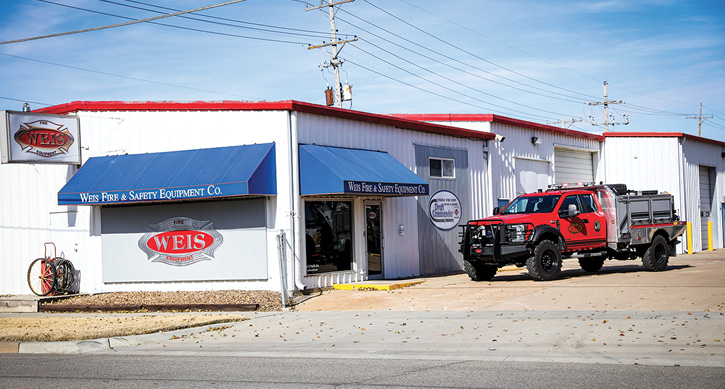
[391, 113, 604, 142]
[36, 100, 495, 141]
[604, 132, 725, 148]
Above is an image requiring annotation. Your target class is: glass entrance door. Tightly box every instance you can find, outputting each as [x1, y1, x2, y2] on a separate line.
[365, 203, 383, 279]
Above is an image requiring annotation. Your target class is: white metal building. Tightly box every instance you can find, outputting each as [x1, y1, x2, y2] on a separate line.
[0, 101, 494, 295]
[602, 132, 725, 253]
[392, 114, 605, 209]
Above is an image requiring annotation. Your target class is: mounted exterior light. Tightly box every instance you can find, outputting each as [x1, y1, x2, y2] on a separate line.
[532, 136, 542, 145]
[495, 134, 505, 142]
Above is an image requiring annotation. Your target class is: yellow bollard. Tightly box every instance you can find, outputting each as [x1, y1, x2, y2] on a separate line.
[708, 221, 713, 251]
[687, 222, 692, 254]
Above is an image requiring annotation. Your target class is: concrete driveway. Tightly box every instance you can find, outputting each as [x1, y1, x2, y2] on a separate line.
[296, 250, 725, 312]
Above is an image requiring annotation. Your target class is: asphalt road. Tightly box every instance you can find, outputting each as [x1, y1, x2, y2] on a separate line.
[1, 354, 723, 388]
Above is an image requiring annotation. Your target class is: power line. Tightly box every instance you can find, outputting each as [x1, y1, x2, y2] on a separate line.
[338, 8, 591, 104]
[33, 0, 311, 45]
[361, 0, 599, 101]
[364, 0, 705, 126]
[396, 0, 603, 85]
[122, 0, 332, 36]
[351, 41, 568, 119]
[93, 0, 333, 39]
[336, 13, 585, 105]
[344, 57, 542, 117]
[1, 0, 248, 45]
[0, 96, 53, 107]
[0, 52, 261, 100]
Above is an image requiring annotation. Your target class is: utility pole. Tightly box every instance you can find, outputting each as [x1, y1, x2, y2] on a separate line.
[687, 103, 712, 136]
[588, 81, 627, 131]
[306, 0, 357, 108]
[546, 118, 583, 129]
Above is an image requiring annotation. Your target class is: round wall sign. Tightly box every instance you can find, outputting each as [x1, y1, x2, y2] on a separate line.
[428, 190, 462, 230]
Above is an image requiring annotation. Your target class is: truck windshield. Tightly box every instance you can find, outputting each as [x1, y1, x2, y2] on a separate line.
[501, 195, 561, 215]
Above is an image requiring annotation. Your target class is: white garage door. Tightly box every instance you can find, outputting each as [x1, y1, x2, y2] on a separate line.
[515, 158, 550, 195]
[554, 148, 594, 185]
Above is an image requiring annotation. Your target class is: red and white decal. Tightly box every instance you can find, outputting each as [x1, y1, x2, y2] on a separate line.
[138, 217, 223, 266]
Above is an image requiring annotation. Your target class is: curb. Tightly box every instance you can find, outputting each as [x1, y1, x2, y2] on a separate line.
[19, 338, 113, 353]
[38, 303, 259, 313]
[333, 280, 425, 291]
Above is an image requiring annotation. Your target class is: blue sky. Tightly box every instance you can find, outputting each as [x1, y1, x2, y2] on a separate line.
[1, 0, 724, 139]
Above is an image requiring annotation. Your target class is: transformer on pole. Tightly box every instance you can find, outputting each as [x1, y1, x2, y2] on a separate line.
[306, 0, 357, 108]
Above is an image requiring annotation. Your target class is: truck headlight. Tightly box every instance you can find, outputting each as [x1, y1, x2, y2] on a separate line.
[505, 224, 528, 242]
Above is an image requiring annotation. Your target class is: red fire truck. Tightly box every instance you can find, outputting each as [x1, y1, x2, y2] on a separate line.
[459, 183, 687, 281]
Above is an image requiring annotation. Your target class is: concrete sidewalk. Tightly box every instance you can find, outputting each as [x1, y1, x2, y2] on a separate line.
[11, 310, 725, 367]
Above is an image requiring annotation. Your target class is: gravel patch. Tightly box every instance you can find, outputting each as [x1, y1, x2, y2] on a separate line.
[42, 290, 284, 312]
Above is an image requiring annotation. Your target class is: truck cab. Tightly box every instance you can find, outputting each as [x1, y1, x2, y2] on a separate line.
[498, 189, 608, 253]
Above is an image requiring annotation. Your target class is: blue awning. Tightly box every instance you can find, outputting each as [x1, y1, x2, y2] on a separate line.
[299, 144, 428, 196]
[59, 143, 276, 205]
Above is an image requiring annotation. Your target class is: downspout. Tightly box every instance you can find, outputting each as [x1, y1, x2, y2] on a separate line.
[287, 110, 306, 291]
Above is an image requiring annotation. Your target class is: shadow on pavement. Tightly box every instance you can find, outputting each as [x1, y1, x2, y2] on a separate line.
[491, 263, 692, 282]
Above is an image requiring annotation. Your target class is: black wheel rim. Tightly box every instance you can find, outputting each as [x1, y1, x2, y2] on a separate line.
[654, 243, 667, 264]
[541, 250, 557, 273]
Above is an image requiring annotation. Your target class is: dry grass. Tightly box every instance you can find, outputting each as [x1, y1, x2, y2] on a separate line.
[0, 314, 248, 342]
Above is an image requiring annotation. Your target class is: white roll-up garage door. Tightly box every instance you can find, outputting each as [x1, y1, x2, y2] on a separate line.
[515, 158, 550, 195]
[554, 147, 594, 185]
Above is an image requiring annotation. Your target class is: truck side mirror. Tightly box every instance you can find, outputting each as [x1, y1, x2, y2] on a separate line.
[493, 207, 500, 215]
[559, 203, 579, 218]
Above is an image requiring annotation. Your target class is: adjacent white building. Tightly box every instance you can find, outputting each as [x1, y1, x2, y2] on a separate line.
[602, 132, 725, 253]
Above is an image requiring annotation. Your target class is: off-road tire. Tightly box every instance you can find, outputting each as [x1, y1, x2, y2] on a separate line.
[464, 260, 497, 281]
[579, 256, 606, 272]
[526, 240, 562, 281]
[642, 235, 669, 271]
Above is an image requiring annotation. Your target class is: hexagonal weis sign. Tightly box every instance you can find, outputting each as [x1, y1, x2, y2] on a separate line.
[14, 120, 74, 157]
[138, 217, 223, 266]
[3, 111, 81, 164]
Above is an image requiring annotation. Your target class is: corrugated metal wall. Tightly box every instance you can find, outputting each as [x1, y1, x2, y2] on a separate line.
[296, 113, 488, 285]
[0, 163, 96, 294]
[415, 145, 469, 274]
[1, 110, 294, 294]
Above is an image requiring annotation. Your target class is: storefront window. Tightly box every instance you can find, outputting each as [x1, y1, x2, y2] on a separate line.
[305, 201, 353, 274]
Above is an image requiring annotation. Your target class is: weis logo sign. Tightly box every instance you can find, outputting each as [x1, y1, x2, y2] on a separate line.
[138, 217, 223, 266]
[14, 120, 75, 158]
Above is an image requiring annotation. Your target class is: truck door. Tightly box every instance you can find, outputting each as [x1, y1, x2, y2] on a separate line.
[558, 193, 607, 251]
